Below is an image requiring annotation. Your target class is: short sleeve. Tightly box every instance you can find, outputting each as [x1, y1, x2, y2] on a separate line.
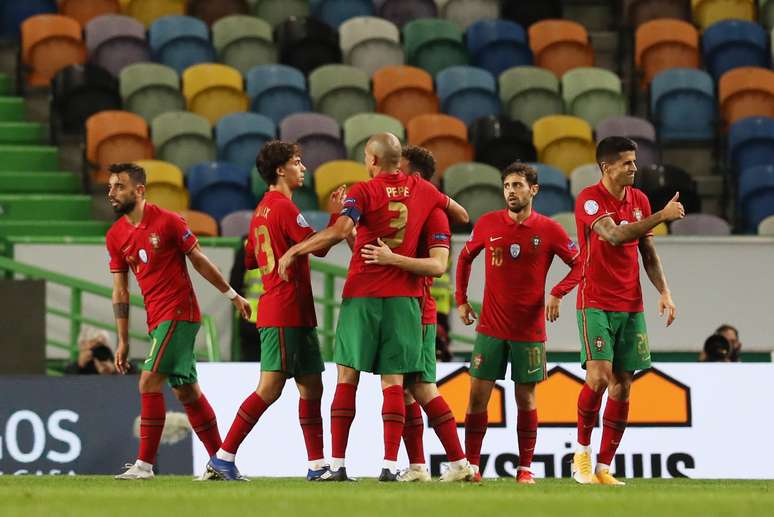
[340, 182, 368, 223]
[423, 208, 451, 249]
[106, 232, 127, 273]
[575, 189, 611, 232]
[170, 213, 198, 253]
[280, 200, 315, 244]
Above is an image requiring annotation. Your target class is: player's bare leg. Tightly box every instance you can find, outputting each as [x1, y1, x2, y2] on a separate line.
[327, 365, 360, 480]
[398, 386, 431, 482]
[594, 371, 632, 486]
[514, 383, 538, 484]
[573, 360, 612, 484]
[378, 374, 406, 481]
[464, 378, 494, 481]
[295, 373, 328, 480]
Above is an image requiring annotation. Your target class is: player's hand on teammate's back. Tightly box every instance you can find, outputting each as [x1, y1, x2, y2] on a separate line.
[277, 251, 294, 282]
[232, 295, 252, 320]
[660, 192, 685, 222]
[658, 290, 677, 327]
[545, 295, 561, 322]
[457, 303, 477, 325]
[328, 185, 347, 214]
[115, 343, 129, 374]
[361, 238, 394, 265]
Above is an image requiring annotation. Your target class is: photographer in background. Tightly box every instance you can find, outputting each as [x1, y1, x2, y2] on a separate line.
[65, 326, 127, 374]
[699, 324, 742, 362]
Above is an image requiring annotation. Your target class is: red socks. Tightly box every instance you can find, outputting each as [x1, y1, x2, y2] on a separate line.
[402, 401, 425, 464]
[424, 396, 464, 462]
[331, 383, 357, 459]
[517, 409, 538, 468]
[464, 410, 488, 468]
[381, 385, 405, 461]
[138, 392, 165, 464]
[597, 398, 629, 466]
[299, 398, 324, 462]
[183, 393, 221, 456]
[221, 392, 269, 454]
[577, 384, 604, 446]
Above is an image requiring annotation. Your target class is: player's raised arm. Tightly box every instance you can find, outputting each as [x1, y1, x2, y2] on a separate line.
[361, 238, 448, 277]
[112, 271, 130, 374]
[187, 245, 252, 320]
[638, 235, 677, 326]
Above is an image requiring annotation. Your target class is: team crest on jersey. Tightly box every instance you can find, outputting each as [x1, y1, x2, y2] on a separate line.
[138, 249, 148, 264]
[594, 336, 605, 352]
[472, 353, 484, 369]
[532, 235, 541, 248]
[509, 243, 520, 259]
[633, 208, 643, 221]
[149, 233, 160, 249]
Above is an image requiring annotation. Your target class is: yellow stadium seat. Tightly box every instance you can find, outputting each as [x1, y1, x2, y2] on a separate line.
[182, 63, 248, 125]
[124, 0, 185, 28]
[691, 0, 755, 31]
[533, 115, 595, 175]
[652, 222, 669, 236]
[136, 159, 189, 211]
[314, 160, 370, 211]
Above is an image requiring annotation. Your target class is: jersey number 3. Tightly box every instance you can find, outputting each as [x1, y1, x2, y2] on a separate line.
[382, 201, 408, 249]
[255, 225, 275, 275]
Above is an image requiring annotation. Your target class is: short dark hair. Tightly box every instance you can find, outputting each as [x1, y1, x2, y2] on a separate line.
[502, 162, 538, 186]
[716, 324, 739, 338]
[401, 145, 436, 180]
[596, 136, 638, 166]
[256, 140, 301, 186]
[108, 163, 146, 186]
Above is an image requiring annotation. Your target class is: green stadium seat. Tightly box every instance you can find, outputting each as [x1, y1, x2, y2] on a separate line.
[0, 74, 11, 95]
[0, 194, 91, 220]
[0, 122, 46, 144]
[0, 97, 26, 122]
[309, 64, 376, 125]
[212, 15, 276, 75]
[499, 66, 563, 127]
[251, 165, 268, 202]
[0, 220, 110, 238]
[561, 67, 626, 128]
[0, 145, 58, 172]
[551, 211, 577, 236]
[0, 172, 80, 194]
[119, 63, 186, 124]
[343, 113, 405, 163]
[253, 0, 309, 27]
[151, 111, 215, 174]
[403, 18, 469, 77]
[293, 187, 320, 211]
[443, 162, 505, 223]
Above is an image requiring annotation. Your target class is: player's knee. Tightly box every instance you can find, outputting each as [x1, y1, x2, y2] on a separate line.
[515, 383, 537, 410]
[138, 373, 164, 394]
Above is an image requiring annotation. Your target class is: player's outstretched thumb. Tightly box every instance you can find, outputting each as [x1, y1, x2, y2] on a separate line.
[377, 238, 386, 247]
[671, 191, 680, 202]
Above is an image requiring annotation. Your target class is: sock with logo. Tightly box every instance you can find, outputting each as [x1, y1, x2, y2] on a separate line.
[517, 409, 538, 468]
[597, 398, 629, 466]
[577, 384, 604, 447]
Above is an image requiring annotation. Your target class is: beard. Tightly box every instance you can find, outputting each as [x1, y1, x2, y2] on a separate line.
[507, 199, 527, 213]
[112, 198, 136, 215]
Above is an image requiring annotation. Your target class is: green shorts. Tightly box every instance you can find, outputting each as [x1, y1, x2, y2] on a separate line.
[469, 332, 546, 384]
[258, 327, 324, 378]
[577, 308, 651, 372]
[145, 320, 200, 387]
[416, 324, 437, 383]
[334, 297, 422, 374]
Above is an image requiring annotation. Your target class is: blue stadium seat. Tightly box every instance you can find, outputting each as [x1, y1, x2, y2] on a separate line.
[436, 65, 501, 126]
[246, 64, 312, 124]
[650, 68, 715, 142]
[1, 0, 56, 39]
[187, 161, 256, 222]
[702, 19, 768, 82]
[729, 117, 774, 176]
[216, 112, 276, 171]
[739, 164, 774, 232]
[528, 162, 573, 216]
[149, 16, 215, 74]
[311, 0, 374, 28]
[466, 19, 532, 77]
[301, 210, 332, 231]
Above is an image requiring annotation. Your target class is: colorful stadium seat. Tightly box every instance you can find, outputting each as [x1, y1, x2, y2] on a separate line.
[309, 65, 375, 125]
[246, 64, 312, 125]
[343, 113, 405, 163]
[407, 113, 473, 180]
[216, 112, 276, 171]
[499, 66, 563, 127]
[443, 162, 504, 223]
[719, 67, 774, 128]
[596, 116, 659, 169]
[691, 0, 755, 31]
[187, 161, 255, 221]
[51, 64, 121, 134]
[757, 214, 774, 235]
[148, 15, 215, 74]
[253, 0, 310, 27]
[403, 18, 470, 77]
[339, 16, 404, 77]
[377, 0, 438, 28]
[436, 66, 501, 126]
[119, 63, 185, 123]
[220, 209, 254, 237]
[562, 67, 626, 128]
[85, 14, 149, 77]
[124, 0, 185, 28]
[635, 19, 699, 88]
[311, 0, 374, 28]
[532, 115, 595, 176]
[438, 0, 500, 31]
[530, 162, 574, 216]
[670, 213, 731, 235]
[569, 163, 601, 198]
[86, 110, 153, 183]
[212, 15, 276, 75]
[60, 0, 120, 25]
[739, 164, 774, 231]
[729, 116, 774, 174]
[314, 160, 369, 210]
[469, 115, 536, 171]
[528, 20, 594, 78]
[624, 0, 691, 28]
[280, 113, 347, 175]
[466, 19, 532, 78]
[187, 0, 249, 26]
[151, 111, 215, 174]
[372, 65, 439, 126]
[178, 209, 219, 236]
[276, 17, 342, 75]
[1, 0, 57, 39]
[136, 159, 189, 212]
[551, 211, 577, 236]
[651, 68, 715, 141]
[182, 63, 249, 125]
[702, 19, 767, 81]
[21, 14, 86, 87]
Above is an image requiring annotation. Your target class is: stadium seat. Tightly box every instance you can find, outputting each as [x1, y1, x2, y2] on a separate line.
[729, 116, 774, 175]
[469, 115, 536, 171]
[0, 194, 91, 220]
[253, 0, 309, 27]
[344, 113, 405, 163]
[466, 19, 532, 77]
[1, 0, 57, 40]
[183, 64, 248, 125]
[528, 20, 594, 78]
[246, 64, 312, 125]
[280, 112, 346, 175]
[403, 18, 470, 77]
[60, 0, 120, 25]
[314, 160, 369, 210]
[635, 163, 702, 214]
[719, 67, 774, 128]
[651, 68, 715, 141]
[178, 209, 219, 236]
[0, 145, 58, 172]
[652, 222, 670, 235]
[124, 0, 185, 28]
[757, 214, 774, 235]
[119, 63, 185, 124]
[551, 211, 577, 236]
[21, 14, 86, 87]
[275, 17, 342, 75]
[532, 115, 595, 176]
[187, 161, 255, 221]
[670, 213, 731, 235]
[691, 0, 755, 30]
[250, 165, 268, 201]
[187, 0, 249, 26]
[635, 19, 699, 88]
[499, 66, 563, 127]
[51, 64, 122, 134]
[530, 162, 573, 216]
[372, 65, 439, 126]
[135, 159, 189, 212]
[702, 19, 767, 81]
[377, 0, 438, 28]
[220, 209, 253, 237]
[569, 163, 601, 198]
[443, 162, 504, 222]
[624, 0, 691, 28]
[436, 66, 501, 126]
[216, 112, 276, 171]
[311, 0, 374, 28]
[561, 67, 626, 128]
[438, 0, 500, 31]
[212, 15, 276, 76]
[407, 113, 473, 180]
[499, 0, 561, 27]
[596, 116, 660, 169]
[151, 111, 216, 174]
[739, 164, 774, 232]
[85, 15, 149, 77]
[339, 16, 404, 77]
[308, 65, 375, 125]
[148, 15, 215, 74]
[86, 110, 153, 183]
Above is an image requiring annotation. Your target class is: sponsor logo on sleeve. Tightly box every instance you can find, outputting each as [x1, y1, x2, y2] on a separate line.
[568, 240, 578, 251]
[584, 200, 599, 216]
[181, 229, 193, 241]
[433, 233, 449, 241]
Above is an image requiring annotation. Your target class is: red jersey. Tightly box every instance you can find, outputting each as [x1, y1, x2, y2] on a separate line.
[575, 182, 653, 312]
[419, 208, 451, 325]
[455, 209, 581, 342]
[245, 191, 316, 328]
[340, 171, 450, 298]
[106, 203, 200, 332]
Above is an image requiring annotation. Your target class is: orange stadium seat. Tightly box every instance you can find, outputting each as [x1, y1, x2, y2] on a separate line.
[86, 110, 153, 183]
[719, 67, 774, 128]
[528, 20, 594, 78]
[635, 19, 699, 88]
[372, 65, 439, 126]
[177, 209, 219, 236]
[59, 0, 121, 25]
[407, 113, 473, 181]
[21, 14, 86, 87]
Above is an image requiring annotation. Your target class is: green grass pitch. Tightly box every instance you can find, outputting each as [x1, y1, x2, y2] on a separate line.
[1, 477, 771, 517]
